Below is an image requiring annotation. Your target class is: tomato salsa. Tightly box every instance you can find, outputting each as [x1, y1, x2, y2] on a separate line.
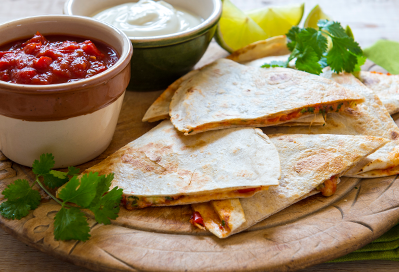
[0, 32, 119, 85]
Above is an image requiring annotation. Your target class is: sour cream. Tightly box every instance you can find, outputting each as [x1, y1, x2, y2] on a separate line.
[92, 0, 203, 38]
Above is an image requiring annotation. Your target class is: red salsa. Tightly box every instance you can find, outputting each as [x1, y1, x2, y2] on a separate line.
[0, 32, 119, 85]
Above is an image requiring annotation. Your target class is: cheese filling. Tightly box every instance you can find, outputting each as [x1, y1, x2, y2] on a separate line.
[187, 101, 357, 134]
[316, 175, 339, 196]
[122, 187, 266, 209]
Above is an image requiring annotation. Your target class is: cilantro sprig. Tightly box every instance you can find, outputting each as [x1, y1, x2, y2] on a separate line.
[262, 20, 365, 75]
[0, 153, 122, 241]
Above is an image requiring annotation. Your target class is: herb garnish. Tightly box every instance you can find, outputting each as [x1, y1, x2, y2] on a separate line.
[0, 153, 123, 241]
[262, 20, 366, 75]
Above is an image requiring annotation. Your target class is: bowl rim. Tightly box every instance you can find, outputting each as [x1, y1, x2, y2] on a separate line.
[0, 15, 133, 94]
[64, 0, 222, 47]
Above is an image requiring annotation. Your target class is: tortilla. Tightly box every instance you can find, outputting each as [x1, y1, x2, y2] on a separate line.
[358, 71, 399, 115]
[226, 35, 290, 63]
[261, 70, 399, 177]
[69, 120, 281, 209]
[192, 134, 388, 238]
[142, 70, 200, 122]
[142, 49, 324, 126]
[191, 199, 245, 238]
[169, 59, 364, 135]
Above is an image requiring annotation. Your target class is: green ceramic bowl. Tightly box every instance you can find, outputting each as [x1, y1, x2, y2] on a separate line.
[64, 0, 222, 91]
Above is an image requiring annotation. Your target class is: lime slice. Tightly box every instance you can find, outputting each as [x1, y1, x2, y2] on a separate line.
[246, 3, 304, 38]
[304, 5, 331, 28]
[215, 0, 268, 53]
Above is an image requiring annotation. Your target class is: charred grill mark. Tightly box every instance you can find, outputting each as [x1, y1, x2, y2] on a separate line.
[391, 131, 399, 140]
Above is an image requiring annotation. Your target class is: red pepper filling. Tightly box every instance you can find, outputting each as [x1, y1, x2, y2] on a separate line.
[370, 71, 391, 76]
[190, 211, 205, 227]
[236, 188, 257, 194]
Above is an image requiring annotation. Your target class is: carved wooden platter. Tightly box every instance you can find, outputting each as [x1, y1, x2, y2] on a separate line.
[1, 44, 399, 272]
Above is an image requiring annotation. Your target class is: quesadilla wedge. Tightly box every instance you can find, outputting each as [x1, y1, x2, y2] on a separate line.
[190, 199, 246, 238]
[63, 120, 281, 209]
[358, 71, 399, 115]
[142, 55, 324, 126]
[191, 134, 388, 238]
[262, 69, 399, 177]
[170, 59, 364, 135]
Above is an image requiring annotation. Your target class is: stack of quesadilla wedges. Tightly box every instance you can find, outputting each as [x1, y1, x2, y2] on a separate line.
[239, 51, 399, 178]
[192, 134, 388, 238]
[56, 36, 399, 240]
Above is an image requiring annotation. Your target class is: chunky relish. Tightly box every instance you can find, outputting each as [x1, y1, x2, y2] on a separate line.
[0, 32, 119, 85]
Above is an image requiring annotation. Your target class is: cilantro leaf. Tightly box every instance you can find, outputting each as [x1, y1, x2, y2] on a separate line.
[42, 173, 68, 189]
[353, 54, 367, 72]
[49, 170, 67, 179]
[54, 207, 90, 241]
[318, 20, 347, 38]
[261, 60, 287, 68]
[89, 186, 123, 225]
[67, 166, 80, 177]
[57, 173, 99, 208]
[286, 26, 300, 51]
[285, 19, 363, 75]
[297, 28, 328, 58]
[91, 173, 114, 205]
[0, 179, 41, 219]
[2, 179, 32, 201]
[32, 153, 54, 176]
[327, 36, 360, 73]
[295, 47, 323, 75]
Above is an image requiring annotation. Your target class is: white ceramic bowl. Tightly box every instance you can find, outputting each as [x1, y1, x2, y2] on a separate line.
[0, 15, 133, 168]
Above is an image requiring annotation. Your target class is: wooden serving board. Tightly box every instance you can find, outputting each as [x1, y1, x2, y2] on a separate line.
[1, 43, 399, 272]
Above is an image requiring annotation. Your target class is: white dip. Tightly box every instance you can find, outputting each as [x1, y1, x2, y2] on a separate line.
[92, 0, 203, 37]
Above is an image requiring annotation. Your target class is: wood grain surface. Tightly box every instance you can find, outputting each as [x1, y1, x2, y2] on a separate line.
[2, 0, 399, 271]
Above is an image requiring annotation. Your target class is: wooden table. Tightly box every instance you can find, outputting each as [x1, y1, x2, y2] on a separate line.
[1, 0, 399, 271]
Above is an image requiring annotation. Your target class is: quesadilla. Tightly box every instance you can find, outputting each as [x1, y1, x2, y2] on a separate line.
[191, 134, 388, 238]
[262, 69, 399, 178]
[142, 59, 325, 126]
[169, 59, 364, 135]
[358, 71, 399, 115]
[69, 120, 281, 209]
[190, 199, 245, 238]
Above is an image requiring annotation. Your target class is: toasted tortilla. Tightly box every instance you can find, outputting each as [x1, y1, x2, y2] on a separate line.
[358, 71, 399, 115]
[69, 120, 281, 209]
[193, 134, 388, 238]
[142, 47, 324, 126]
[142, 70, 200, 122]
[170, 59, 364, 135]
[226, 35, 290, 63]
[191, 199, 245, 238]
[262, 70, 399, 177]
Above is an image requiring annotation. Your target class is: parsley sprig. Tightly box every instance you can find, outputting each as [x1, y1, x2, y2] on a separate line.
[0, 153, 123, 241]
[262, 20, 366, 75]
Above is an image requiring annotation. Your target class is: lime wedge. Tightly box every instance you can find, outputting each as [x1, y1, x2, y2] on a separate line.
[304, 5, 331, 28]
[345, 25, 354, 38]
[215, 0, 268, 53]
[246, 4, 304, 38]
